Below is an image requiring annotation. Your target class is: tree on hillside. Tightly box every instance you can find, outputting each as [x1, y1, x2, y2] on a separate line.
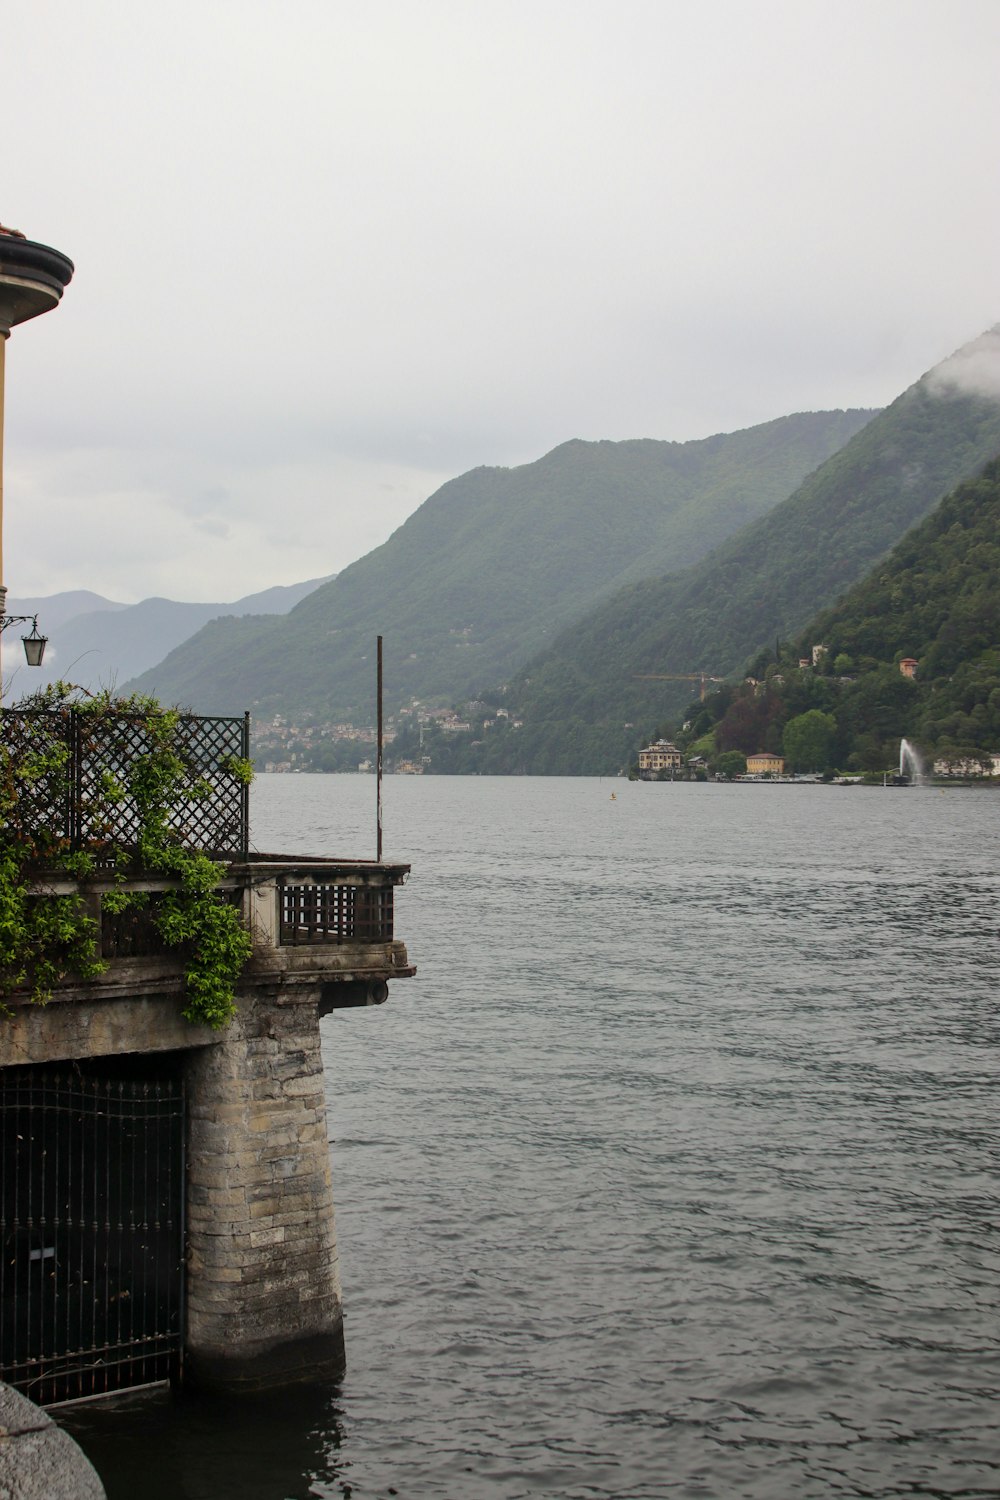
[714, 750, 747, 780]
[836, 666, 918, 751]
[715, 687, 785, 754]
[783, 709, 837, 773]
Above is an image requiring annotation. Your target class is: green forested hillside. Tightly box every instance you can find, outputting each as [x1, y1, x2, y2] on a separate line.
[125, 411, 872, 717]
[622, 457, 1000, 776]
[795, 457, 1000, 763]
[459, 349, 1000, 774]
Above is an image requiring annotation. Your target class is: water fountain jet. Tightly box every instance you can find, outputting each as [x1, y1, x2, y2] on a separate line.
[899, 737, 927, 785]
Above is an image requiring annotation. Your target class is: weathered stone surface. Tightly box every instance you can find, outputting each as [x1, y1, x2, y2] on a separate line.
[184, 987, 345, 1391]
[0, 1384, 105, 1500]
[0, 992, 215, 1067]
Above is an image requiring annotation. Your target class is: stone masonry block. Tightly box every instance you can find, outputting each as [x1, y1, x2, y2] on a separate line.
[248, 1198, 282, 1220]
[248, 1226, 286, 1249]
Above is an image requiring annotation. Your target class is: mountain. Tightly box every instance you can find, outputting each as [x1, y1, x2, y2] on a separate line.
[632, 455, 1000, 777]
[432, 327, 1000, 774]
[796, 456, 1000, 763]
[124, 410, 875, 716]
[5, 577, 332, 695]
[7, 590, 127, 631]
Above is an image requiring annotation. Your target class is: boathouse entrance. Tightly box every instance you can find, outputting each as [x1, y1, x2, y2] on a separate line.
[0, 1057, 185, 1405]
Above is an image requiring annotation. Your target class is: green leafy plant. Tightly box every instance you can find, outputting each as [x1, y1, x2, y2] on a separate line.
[0, 848, 105, 1010]
[221, 754, 254, 786]
[0, 684, 253, 1027]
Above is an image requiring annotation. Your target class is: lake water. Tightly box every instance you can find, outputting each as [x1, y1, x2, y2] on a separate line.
[62, 775, 1000, 1499]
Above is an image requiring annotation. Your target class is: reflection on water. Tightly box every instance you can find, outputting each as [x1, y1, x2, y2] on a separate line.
[60, 778, 1000, 1499]
[59, 1382, 348, 1500]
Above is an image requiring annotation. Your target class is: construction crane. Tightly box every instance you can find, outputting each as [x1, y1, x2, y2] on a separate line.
[632, 671, 725, 701]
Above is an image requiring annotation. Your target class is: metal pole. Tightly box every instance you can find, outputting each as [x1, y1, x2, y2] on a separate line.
[0, 331, 7, 594]
[0, 333, 7, 698]
[376, 635, 383, 862]
[242, 710, 251, 858]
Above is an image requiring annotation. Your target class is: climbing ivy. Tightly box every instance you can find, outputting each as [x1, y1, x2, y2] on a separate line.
[0, 684, 253, 1027]
[0, 845, 106, 1010]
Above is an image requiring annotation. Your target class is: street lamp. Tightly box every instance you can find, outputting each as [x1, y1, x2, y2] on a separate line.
[21, 621, 46, 668]
[0, 222, 73, 687]
[0, 613, 47, 667]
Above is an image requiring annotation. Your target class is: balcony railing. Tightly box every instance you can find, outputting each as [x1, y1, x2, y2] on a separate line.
[17, 858, 413, 994]
[1, 708, 414, 999]
[279, 882, 394, 945]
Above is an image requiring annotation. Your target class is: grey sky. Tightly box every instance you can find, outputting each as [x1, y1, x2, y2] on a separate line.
[4, 0, 999, 602]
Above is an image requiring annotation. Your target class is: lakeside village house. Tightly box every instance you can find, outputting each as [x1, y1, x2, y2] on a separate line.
[255, 704, 523, 775]
[638, 741, 788, 778]
[934, 751, 1000, 776]
[746, 751, 785, 775]
[637, 740, 684, 775]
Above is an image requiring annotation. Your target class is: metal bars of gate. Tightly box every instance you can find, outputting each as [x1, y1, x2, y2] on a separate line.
[0, 1069, 185, 1406]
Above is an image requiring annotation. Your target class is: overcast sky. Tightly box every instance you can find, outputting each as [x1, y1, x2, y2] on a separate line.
[3, 0, 999, 604]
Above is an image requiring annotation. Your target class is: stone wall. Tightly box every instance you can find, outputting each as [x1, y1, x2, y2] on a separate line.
[1, 982, 346, 1395]
[184, 984, 345, 1390]
[0, 858, 412, 1398]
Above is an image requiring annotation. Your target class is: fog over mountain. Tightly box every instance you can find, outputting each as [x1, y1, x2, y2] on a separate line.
[458, 327, 1000, 774]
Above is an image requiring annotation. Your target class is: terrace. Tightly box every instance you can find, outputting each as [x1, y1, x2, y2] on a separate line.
[0, 703, 414, 1020]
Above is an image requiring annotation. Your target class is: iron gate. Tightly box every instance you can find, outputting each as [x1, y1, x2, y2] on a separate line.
[0, 1067, 185, 1405]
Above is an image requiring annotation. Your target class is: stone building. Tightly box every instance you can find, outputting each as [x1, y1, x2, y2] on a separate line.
[745, 750, 785, 775]
[638, 739, 683, 776]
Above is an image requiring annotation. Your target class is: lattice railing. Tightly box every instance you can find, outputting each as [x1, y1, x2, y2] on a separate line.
[0, 708, 249, 859]
[279, 882, 394, 945]
[0, 710, 70, 858]
[99, 890, 244, 959]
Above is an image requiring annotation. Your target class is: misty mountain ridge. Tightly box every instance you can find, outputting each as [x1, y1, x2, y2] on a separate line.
[449, 325, 1000, 773]
[793, 454, 1000, 763]
[123, 409, 875, 717]
[7, 590, 128, 632]
[5, 577, 332, 695]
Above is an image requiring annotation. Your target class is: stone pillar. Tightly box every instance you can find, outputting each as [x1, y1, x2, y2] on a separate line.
[184, 986, 344, 1390]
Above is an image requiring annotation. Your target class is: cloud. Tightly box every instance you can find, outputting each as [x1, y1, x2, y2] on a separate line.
[4, 442, 453, 603]
[194, 517, 230, 539]
[924, 326, 1000, 402]
[3, 1, 1000, 602]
